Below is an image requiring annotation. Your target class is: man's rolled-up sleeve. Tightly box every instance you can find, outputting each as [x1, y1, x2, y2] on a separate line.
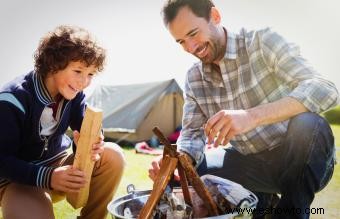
[260, 28, 339, 113]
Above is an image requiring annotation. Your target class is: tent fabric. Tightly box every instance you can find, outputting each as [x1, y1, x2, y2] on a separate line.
[86, 79, 184, 142]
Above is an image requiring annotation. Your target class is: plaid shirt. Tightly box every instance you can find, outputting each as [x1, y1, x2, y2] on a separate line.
[178, 27, 339, 165]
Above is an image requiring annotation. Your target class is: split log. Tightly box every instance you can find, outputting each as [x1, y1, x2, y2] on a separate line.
[178, 153, 219, 216]
[66, 106, 102, 209]
[177, 162, 193, 206]
[138, 156, 178, 219]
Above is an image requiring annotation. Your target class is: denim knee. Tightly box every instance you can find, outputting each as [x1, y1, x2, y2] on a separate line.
[286, 112, 334, 155]
[286, 112, 335, 191]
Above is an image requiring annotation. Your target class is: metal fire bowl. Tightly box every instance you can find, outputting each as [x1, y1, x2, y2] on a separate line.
[107, 184, 244, 219]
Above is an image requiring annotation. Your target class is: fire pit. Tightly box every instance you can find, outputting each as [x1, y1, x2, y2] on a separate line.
[107, 184, 244, 219]
[108, 127, 257, 219]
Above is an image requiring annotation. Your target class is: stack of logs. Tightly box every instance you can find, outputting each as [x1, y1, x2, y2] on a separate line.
[138, 127, 222, 219]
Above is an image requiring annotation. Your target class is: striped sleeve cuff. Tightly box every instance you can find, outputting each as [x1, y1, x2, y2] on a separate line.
[36, 166, 55, 189]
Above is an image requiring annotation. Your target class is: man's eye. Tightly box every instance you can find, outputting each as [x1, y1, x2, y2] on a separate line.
[189, 31, 197, 37]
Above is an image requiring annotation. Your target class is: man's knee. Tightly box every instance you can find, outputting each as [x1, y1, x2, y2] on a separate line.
[286, 112, 333, 151]
[288, 112, 331, 136]
[284, 112, 335, 191]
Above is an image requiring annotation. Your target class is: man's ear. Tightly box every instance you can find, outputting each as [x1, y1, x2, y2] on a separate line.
[210, 7, 221, 24]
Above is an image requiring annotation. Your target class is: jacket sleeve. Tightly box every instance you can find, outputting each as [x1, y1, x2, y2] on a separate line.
[0, 93, 54, 189]
[258, 28, 339, 112]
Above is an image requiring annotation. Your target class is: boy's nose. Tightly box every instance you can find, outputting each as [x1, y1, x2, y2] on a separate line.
[76, 76, 86, 90]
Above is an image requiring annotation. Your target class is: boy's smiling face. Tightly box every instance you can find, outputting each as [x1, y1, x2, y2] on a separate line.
[45, 61, 97, 100]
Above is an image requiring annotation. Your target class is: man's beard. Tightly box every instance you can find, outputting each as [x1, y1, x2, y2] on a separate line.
[197, 40, 221, 64]
[197, 32, 225, 64]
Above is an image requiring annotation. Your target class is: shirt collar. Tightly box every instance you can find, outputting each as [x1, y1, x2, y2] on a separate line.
[32, 72, 56, 106]
[223, 29, 237, 60]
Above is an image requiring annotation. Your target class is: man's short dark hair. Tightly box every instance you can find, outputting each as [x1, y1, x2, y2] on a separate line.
[34, 25, 106, 78]
[162, 0, 215, 26]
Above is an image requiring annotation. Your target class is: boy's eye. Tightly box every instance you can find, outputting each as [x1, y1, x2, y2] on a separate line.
[88, 73, 96, 78]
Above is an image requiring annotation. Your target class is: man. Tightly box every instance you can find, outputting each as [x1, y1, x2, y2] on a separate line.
[149, 0, 339, 218]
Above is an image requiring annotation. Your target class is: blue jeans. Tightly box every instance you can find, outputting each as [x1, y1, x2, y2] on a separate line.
[196, 113, 335, 219]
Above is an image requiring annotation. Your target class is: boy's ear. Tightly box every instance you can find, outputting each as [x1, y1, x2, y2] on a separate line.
[210, 7, 221, 25]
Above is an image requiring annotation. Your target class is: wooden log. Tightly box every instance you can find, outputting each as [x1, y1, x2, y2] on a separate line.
[152, 126, 171, 147]
[66, 106, 103, 209]
[178, 153, 219, 216]
[152, 127, 192, 206]
[177, 162, 193, 206]
[138, 155, 178, 219]
[152, 127, 177, 157]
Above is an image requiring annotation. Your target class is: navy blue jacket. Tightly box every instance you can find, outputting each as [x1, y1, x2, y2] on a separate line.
[0, 71, 85, 189]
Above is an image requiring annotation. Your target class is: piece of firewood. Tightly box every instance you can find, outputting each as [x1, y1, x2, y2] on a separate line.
[152, 126, 171, 146]
[66, 106, 102, 209]
[178, 153, 219, 216]
[177, 162, 193, 206]
[152, 127, 177, 157]
[138, 155, 178, 219]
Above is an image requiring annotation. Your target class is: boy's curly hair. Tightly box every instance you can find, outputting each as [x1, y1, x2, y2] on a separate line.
[34, 25, 106, 78]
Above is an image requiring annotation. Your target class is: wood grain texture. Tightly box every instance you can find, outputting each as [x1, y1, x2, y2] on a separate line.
[66, 106, 102, 209]
[178, 153, 219, 216]
[138, 156, 178, 219]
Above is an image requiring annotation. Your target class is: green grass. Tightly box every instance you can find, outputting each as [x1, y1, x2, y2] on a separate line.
[1, 125, 340, 218]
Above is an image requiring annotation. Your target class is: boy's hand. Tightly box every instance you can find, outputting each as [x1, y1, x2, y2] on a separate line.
[148, 155, 163, 181]
[73, 130, 104, 162]
[51, 165, 87, 193]
[148, 155, 180, 182]
[91, 133, 104, 161]
[73, 130, 80, 146]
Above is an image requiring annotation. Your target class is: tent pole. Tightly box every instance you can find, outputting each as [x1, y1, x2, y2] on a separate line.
[173, 92, 176, 131]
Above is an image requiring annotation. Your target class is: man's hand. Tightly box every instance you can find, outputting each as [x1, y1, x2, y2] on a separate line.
[73, 130, 105, 162]
[204, 110, 257, 147]
[51, 165, 87, 193]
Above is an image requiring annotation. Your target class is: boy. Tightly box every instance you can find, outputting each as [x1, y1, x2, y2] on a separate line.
[0, 25, 125, 219]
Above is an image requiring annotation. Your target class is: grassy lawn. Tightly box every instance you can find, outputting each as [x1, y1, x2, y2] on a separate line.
[1, 125, 339, 218]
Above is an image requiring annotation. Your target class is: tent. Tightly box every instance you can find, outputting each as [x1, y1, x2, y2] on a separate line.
[86, 79, 184, 143]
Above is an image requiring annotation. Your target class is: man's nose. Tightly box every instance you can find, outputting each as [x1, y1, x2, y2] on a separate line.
[185, 40, 198, 54]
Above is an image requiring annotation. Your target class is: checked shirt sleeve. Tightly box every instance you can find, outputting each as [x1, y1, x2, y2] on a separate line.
[177, 71, 207, 166]
[259, 28, 339, 113]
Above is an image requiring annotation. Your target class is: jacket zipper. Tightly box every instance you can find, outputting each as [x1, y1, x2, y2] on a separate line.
[39, 136, 49, 157]
[38, 101, 70, 159]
